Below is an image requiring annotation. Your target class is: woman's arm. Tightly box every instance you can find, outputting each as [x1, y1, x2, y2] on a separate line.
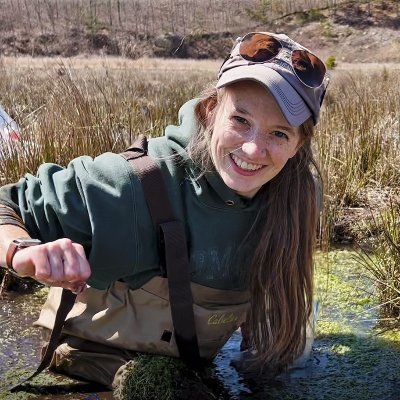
[0, 152, 152, 290]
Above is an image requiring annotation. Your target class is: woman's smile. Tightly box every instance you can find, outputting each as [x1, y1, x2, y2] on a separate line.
[230, 153, 264, 173]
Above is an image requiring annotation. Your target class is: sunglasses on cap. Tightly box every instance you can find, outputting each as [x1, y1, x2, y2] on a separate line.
[237, 32, 327, 88]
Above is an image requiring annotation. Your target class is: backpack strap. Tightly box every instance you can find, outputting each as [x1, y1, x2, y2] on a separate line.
[10, 135, 201, 392]
[120, 135, 202, 370]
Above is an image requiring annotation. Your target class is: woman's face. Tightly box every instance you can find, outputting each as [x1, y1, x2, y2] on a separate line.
[209, 81, 302, 198]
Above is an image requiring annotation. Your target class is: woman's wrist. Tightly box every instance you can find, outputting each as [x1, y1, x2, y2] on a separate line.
[5, 237, 42, 276]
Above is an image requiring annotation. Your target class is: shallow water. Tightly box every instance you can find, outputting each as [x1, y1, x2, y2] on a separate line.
[1, 250, 400, 399]
[0, 290, 43, 387]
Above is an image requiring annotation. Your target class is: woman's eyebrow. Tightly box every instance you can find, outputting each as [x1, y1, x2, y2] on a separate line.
[234, 105, 251, 115]
[274, 125, 296, 135]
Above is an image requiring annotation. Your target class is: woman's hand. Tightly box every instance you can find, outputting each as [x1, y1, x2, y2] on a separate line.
[12, 238, 91, 293]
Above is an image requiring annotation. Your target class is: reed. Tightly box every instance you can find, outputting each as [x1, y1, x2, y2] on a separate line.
[316, 68, 400, 245]
[0, 57, 210, 183]
[353, 198, 400, 329]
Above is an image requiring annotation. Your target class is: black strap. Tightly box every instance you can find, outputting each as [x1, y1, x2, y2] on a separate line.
[121, 135, 202, 369]
[159, 221, 201, 368]
[10, 135, 201, 391]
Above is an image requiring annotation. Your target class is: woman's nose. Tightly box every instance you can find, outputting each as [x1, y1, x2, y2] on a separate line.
[241, 133, 267, 157]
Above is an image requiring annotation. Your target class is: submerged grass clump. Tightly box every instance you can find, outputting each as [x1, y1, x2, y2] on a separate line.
[113, 354, 216, 400]
[113, 354, 184, 400]
[113, 354, 225, 400]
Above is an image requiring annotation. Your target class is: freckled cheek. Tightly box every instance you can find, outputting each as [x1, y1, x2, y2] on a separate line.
[214, 129, 238, 152]
[223, 129, 244, 149]
[267, 145, 293, 166]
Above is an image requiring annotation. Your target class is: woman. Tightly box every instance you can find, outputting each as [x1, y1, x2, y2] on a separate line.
[0, 32, 328, 388]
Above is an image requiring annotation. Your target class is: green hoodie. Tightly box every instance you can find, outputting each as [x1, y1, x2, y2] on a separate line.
[0, 99, 260, 291]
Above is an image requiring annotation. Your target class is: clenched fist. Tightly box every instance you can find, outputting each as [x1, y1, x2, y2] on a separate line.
[12, 238, 91, 293]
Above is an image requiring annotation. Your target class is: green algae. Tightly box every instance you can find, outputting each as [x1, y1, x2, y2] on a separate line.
[286, 250, 400, 400]
[221, 250, 400, 399]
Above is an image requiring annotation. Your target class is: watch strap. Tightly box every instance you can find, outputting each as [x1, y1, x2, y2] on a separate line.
[5, 238, 41, 272]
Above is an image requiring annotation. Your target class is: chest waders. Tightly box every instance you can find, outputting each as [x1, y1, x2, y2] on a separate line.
[10, 135, 204, 391]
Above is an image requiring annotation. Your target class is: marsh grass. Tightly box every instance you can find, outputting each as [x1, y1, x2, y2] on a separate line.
[0, 57, 211, 183]
[316, 68, 400, 245]
[353, 199, 400, 329]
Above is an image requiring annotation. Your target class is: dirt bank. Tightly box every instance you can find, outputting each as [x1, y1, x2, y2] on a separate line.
[0, 1, 399, 63]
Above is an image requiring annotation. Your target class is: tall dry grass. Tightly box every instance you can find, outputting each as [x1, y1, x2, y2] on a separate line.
[353, 199, 400, 329]
[0, 57, 211, 183]
[316, 68, 400, 245]
[1, 58, 399, 229]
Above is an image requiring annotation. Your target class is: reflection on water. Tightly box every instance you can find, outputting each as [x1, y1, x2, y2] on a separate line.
[213, 331, 252, 398]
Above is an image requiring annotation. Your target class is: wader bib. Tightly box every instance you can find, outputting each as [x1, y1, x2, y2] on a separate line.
[35, 277, 249, 387]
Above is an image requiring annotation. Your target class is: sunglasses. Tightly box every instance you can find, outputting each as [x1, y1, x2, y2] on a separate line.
[237, 32, 327, 88]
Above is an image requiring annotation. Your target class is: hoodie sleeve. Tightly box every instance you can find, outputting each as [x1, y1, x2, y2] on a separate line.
[0, 152, 159, 289]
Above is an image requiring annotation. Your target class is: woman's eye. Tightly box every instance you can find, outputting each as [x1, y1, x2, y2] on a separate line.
[273, 131, 289, 140]
[233, 116, 249, 125]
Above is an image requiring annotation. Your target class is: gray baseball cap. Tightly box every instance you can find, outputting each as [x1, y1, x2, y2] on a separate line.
[217, 32, 329, 127]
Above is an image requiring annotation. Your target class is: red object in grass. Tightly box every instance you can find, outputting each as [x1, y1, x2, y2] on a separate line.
[0, 105, 21, 141]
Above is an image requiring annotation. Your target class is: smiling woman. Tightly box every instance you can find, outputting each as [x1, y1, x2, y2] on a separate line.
[0, 31, 328, 394]
[209, 81, 302, 198]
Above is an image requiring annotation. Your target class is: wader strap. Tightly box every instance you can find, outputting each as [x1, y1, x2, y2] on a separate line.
[159, 221, 201, 369]
[10, 289, 77, 392]
[121, 135, 202, 370]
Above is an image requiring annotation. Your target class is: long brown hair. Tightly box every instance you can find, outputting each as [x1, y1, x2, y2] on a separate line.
[188, 84, 319, 371]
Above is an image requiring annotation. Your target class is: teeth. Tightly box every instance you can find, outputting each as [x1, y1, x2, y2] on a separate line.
[231, 154, 263, 171]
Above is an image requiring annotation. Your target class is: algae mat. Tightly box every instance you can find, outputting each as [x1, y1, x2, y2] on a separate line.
[1, 250, 399, 399]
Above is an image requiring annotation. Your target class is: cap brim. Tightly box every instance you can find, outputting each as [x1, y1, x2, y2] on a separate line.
[216, 64, 312, 127]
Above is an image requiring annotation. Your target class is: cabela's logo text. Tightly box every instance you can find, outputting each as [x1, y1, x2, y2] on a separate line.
[207, 313, 238, 325]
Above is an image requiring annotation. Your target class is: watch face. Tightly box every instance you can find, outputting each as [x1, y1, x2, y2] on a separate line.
[15, 238, 42, 247]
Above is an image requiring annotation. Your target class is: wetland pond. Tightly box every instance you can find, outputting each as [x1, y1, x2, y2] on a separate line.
[1, 250, 399, 400]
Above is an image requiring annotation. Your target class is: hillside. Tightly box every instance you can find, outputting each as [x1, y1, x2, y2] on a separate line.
[0, 0, 399, 64]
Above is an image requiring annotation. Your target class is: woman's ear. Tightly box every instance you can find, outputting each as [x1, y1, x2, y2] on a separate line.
[195, 96, 218, 127]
